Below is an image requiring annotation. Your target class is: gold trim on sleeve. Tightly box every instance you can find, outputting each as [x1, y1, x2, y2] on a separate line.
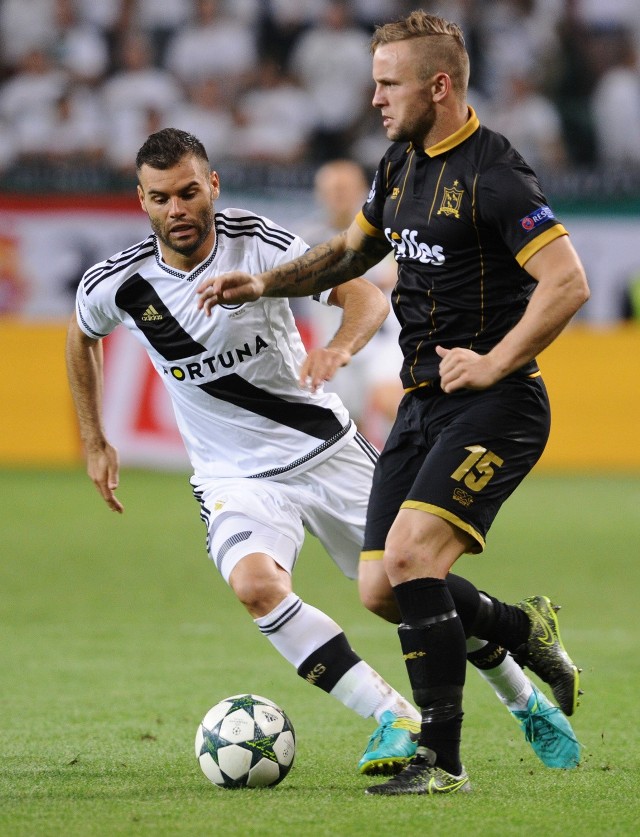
[516, 226, 568, 267]
[359, 549, 385, 562]
[355, 210, 386, 238]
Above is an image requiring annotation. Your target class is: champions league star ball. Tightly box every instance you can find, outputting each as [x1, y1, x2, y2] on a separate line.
[195, 694, 296, 789]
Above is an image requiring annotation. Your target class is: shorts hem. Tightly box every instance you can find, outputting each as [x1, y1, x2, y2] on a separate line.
[400, 500, 485, 553]
[359, 549, 385, 562]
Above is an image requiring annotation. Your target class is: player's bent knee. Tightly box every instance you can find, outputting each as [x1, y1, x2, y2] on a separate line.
[383, 511, 468, 580]
[228, 552, 291, 617]
[382, 540, 417, 578]
[230, 575, 290, 617]
[360, 587, 401, 623]
[358, 560, 400, 622]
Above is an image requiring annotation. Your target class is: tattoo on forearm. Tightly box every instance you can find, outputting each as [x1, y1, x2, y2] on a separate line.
[266, 237, 389, 297]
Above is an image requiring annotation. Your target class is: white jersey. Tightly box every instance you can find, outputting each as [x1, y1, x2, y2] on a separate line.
[75, 208, 354, 480]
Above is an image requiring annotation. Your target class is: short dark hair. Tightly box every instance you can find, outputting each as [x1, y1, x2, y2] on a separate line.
[135, 128, 209, 173]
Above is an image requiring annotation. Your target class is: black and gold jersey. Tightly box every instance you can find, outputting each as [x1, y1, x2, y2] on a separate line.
[357, 108, 568, 389]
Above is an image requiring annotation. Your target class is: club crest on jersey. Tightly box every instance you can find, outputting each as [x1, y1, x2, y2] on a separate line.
[385, 227, 445, 265]
[437, 181, 464, 218]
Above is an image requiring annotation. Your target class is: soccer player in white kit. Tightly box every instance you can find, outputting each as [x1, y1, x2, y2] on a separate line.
[66, 129, 578, 776]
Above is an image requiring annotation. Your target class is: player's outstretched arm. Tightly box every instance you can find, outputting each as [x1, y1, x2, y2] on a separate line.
[300, 277, 390, 391]
[65, 318, 124, 513]
[196, 223, 389, 315]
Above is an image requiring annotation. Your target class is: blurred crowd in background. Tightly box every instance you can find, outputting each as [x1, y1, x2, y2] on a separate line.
[1, 0, 640, 179]
[1, 0, 638, 444]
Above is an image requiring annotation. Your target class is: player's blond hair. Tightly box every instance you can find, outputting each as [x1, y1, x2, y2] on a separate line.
[371, 10, 469, 94]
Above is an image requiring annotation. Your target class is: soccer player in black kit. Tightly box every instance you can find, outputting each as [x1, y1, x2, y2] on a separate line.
[197, 10, 590, 796]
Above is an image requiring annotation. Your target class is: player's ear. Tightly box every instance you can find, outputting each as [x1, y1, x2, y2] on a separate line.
[137, 184, 148, 214]
[432, 72, 451, 102]
[210, 170, 221, 200]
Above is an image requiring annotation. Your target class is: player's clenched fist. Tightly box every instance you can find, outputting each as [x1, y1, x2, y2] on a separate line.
[436, 344, 501, 393]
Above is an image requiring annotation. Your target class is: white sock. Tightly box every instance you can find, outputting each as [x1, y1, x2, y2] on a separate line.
[331, 661, 420, 722]
[254, 592, 341, 668]
[466, 637, 533, 711]
[255, 593, 419, 722]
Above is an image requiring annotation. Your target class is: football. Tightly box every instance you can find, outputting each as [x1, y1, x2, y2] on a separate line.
[195, 694, 296, 789]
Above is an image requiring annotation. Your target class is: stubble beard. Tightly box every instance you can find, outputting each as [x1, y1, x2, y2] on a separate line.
[388, 99, 437, 148]
[152, 203, 215, 257]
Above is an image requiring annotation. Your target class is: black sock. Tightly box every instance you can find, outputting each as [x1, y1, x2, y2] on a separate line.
[446, 572, 480, 636]
[466, 641, 508, 670]
[394, 577, 466, 776]
[471, 593, 531, 651]
[446, 575, 512, 673]
[296, 633, 361, 692]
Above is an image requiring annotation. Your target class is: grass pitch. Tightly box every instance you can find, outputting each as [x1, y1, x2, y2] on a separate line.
[1, 468, 638, 836]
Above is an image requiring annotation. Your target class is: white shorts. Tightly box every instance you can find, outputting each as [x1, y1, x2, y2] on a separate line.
[190, 433, 378, 583]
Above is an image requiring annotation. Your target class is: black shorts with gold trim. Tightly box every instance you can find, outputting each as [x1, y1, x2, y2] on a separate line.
[362, 373, 550, 556]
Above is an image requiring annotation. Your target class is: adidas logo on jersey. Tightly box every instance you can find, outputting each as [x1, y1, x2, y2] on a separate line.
[141, 304, 163, 322]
